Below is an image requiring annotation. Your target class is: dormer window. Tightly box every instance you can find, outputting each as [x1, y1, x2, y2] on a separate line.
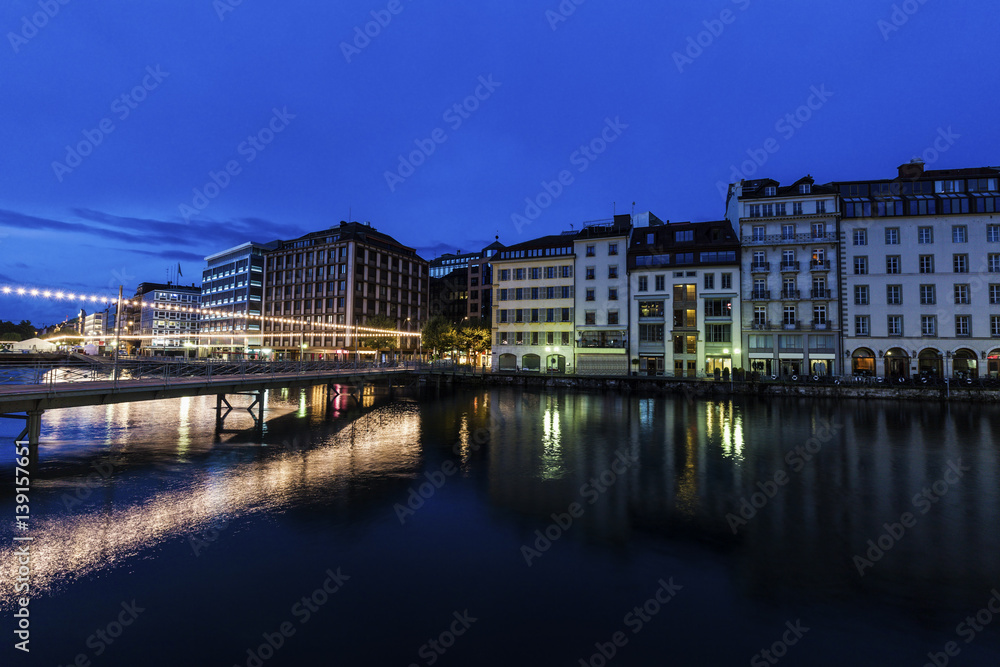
[765, 186, 777, 196]
[799, 184, 811, 194]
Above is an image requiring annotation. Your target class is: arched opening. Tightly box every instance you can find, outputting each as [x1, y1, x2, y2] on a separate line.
[952, 348, 978, 379]
[522, 353, 541, 372]
[498, 353, 517, 371]
[851, 348, 875, 376]
[884, 347, 909, 379]
[988, 349, 1000, 378]
[918, 349, 943, 378]
[546, 354, 566, 374]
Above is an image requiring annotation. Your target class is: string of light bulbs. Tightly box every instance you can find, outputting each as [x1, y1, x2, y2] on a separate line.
[0, 282, 422, 338]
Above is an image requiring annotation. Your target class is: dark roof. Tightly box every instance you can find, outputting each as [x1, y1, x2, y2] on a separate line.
[629, 219, 738, 252]
[740, 175, 838, 199]
[134, 282, 202, 297]
[497, 233, 576, 254]
[276, 221, 423, 260]
[831, 165, 1000, 186]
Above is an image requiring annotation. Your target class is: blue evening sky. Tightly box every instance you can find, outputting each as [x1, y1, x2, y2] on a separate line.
[1, 0, 998, 326]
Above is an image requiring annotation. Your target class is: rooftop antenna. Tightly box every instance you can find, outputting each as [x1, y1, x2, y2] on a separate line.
[613, 201, 616, 216]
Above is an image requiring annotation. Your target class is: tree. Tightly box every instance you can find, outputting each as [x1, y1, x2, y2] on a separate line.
[457, 317, 491, 361]
[1, 333, 21, 341]
[359, 315, 398, 360]
[421, 316, 457, 359]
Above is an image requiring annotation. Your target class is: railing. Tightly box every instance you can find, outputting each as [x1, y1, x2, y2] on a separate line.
[810, 260, 831, 271]
[780, 289, 801, 300]
[748, 290, 771, 301]
[779, 261, 801, 272]
[750, 262, 770, 272]
[742, 232, 838, 246]
[810, 289, 831, 299]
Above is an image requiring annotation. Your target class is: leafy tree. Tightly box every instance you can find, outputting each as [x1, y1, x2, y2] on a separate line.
[359, 315, 399, 359]
[457, 317, 491, 359]
[1, 332, 21, 341]
[0, 319, 36, 340]
[421, 315, 457, 359]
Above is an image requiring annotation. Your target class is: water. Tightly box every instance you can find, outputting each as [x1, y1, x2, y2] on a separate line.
[2, 386, 999, 666]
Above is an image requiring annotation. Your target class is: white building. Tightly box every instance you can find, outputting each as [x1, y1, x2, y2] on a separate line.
[836, 162, 1000, 379]
[628, 218, 741, 377]
[82, 312, 106, 337]
[726, 176, 842, 378]
[573, 216, 633, 375]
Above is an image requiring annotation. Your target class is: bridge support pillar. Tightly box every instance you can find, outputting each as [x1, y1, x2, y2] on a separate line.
[2, 410, 42, 462]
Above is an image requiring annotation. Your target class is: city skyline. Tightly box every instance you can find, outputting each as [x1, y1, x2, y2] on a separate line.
[3, 0, 1000, 325]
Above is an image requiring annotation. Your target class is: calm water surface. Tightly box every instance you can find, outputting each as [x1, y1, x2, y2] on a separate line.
[2, 386, 999, 666]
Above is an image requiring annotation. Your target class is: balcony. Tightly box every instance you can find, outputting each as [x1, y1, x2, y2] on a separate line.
[781, 321, 799, 330]
[780, 289, 801, 300]
[750, 262, 770, 272]
[779, 261, 801, 272]
[751, 321, 771, 331]
[742, 232, 838, 246]
[810, 289, 831, 300]
[811, 321, 829, 330]
[810, 260, 831, 271]
[748, 290, 771, 301]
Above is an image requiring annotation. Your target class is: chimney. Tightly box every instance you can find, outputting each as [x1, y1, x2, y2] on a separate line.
[898, 158, 925, 180]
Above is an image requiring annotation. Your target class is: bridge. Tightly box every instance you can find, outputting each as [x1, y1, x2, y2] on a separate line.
[0, 359, 424, 452]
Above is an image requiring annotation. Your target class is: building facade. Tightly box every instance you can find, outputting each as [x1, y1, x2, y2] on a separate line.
[135, 282, 202, 357]
[491, 234, 577, 372]
[467, 239, 504, 323]
[628, 218, 741, 377]
[200, 241, 276, 359]
[836, 162, 1000, 379]
[574, 216, 632, 375]
[727, 176, 842, 377]
[261, 221, 428, 361]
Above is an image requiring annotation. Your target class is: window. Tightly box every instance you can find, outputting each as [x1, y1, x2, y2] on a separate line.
[781, 306, 797, 326]
[749, 204, 761, 218]
[753, 306, 767, 328]
[991, 284, 1000, 305]
[920, 284, 936, 305]
[545, 266, 556, 279]
[811, 223, 825, 238]
[990, 254, 1000, 273]
[952, 226, 967, 243]
[529, 267, 541, 280]
[515, 332, 524, 345]
[639, 301, 665, 317]
[782, 224, 795, 240]
[885, 227, 900, 245]
[704, 299, 732, 317]
[706, 324, 731, 343]
[989, 225, 1000, 243]
[752, 226, 765, 241]
[886, 255, 900, 274]
[853, 229, 868, 246]
[608, 243, 620, 256]
[561, 266, 573, 278]
[585, 288, 595, 301]
[954, 254, 969, 273]
[765, 186, 776, 196]
[639, 324, 664, 342]
[499, 269, 510, 281]
[993, 316, 1000, 337]
[919, 255, 934, 274]
[918, 227, 933, 244]
[675, 230, 693, 243]
[704, 273, 715, 289]
[585, 245, 595, 257]
[655, 275, 665, 291]
[887, 284, 902, 305]
[956, 315, 971, 337]
[779, 335, 802, 350]
[721, 273, 732, 289]
[561, 332, 570, 345]
[608, 288, 618, 300]
[854, 256, 868, 275]
[854, 285, 869, 306]
[584, 311, 596, 325]
[816, 200, 827, 214]
[799, 183, 811, 194]
[855, 315, 870, 336]
[607, 310, 619, 325]
[921, 315, 937, 337]
[585, 267, 595, 280]
[813, 304, 827, 325]
[793, 202, 803, 215]
[608, 266, 618, 279]
[887, 315, 902, 337]
[637, 276, 648, 292]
